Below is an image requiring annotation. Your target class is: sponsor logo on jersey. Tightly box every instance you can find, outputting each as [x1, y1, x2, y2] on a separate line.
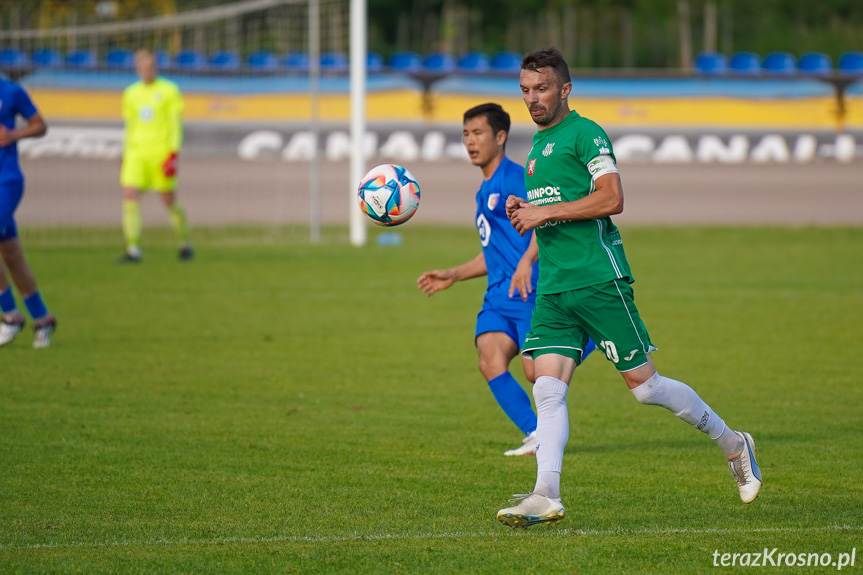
[527, 186, 562, 207]
[487, 193, 500, 211]
[476, 213, 491, 247]
[594, 136, 609, 148]
[542, 142, 555, 157]
[527, 158, 536, 175]
[140, 106, 154, 121]
[599, 146, 610, 154]
[624, 349, 638, 361]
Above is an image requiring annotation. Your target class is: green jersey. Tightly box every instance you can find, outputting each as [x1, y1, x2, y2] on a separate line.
[122, 77, 184, 155]
[525, 110, 633, 294]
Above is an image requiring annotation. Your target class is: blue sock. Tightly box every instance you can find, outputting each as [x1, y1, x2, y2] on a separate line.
[23, 291, 48, 321]
[487, 372, 537, 435]
[0, 287, 16, 314]
[583, 338, 597, 361]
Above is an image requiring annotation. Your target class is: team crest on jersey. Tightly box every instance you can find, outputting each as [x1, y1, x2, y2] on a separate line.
[542, 142, 555, 157]
[487, 193, 500, 211]
[527, 158, 536, 176]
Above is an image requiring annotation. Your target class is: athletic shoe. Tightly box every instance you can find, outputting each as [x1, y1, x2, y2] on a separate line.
[496, 493, 565, 528]
[504, 431, 537, 456]
[117, 253, 141, 264]
[0, 314, 25, 347]
[32, 316, 56, 349]
[178, 246, 194, 261]
[727, 431, 762, 503]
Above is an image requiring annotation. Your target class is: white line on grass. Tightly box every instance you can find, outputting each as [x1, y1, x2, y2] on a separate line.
[2, 524, 861, 551]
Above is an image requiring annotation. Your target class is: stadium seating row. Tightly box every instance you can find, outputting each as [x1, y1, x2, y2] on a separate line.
[0, 47, 524, 75]
[694, 51, 863, 76]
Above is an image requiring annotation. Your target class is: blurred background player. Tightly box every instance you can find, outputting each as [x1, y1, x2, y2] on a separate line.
[417, 102, 595, 456]
[120, 48, 192, 262]
[0, 77, 56, 348]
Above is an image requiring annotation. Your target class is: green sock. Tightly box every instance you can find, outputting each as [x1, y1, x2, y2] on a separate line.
[122, 200, 142, 251]
[168, 203, 191, 245]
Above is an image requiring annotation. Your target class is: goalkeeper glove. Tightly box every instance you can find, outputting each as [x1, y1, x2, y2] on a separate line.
[162, 152, 178, 177]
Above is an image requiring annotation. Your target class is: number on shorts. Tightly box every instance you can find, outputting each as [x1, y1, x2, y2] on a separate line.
[599, 340, 619, 363]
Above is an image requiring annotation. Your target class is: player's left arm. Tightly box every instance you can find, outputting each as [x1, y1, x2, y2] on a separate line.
[507, 156, 623, 236]
[163, 85, 184, 176]
[168, 85, 184, 152]
[0, 86, 47, 147]
[0, 112, 48, 147]
[508, 232, 538, 301]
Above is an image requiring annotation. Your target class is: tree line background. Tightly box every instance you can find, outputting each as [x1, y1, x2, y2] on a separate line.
[1, 0, 860, 69]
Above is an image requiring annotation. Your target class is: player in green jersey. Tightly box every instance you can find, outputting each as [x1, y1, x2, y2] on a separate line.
[496, 48, 761, 528]
[119, 49, 193, 262]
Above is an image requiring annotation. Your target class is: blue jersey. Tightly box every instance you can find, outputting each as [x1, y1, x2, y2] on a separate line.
[475, 157, 539, 295]
[0, 80, 37, 184]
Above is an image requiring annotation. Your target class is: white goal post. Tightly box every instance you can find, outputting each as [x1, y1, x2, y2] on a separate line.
[349, 0, 368, 246]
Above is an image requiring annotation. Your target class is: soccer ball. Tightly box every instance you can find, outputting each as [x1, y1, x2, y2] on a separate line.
[357, 164, 421, 227]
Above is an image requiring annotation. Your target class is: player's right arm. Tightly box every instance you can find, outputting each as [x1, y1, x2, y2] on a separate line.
[417, 252, 487, 296]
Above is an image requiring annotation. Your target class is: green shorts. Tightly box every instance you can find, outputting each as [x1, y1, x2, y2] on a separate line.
[121, 152, 176, 192]
[522, 279, 656, 372]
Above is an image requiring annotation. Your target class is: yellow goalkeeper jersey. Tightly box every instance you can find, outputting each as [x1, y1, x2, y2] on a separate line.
[122, 77, 184, 155]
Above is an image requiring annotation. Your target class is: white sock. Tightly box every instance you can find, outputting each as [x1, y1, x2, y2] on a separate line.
[532, 376, 569, 499]
[631, 372, 744, 458]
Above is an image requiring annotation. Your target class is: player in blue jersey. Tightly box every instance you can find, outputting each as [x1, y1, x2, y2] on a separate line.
[418, 103, 595, 456]
[0, 78, 56, 348]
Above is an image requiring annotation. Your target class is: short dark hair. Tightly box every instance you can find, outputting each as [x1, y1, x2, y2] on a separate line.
[463, 102, 511, 137]
[521, 47, 571, 87]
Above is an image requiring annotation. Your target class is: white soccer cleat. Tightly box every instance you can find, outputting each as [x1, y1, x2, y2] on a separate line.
[727, 431, 762, 503]
[0, 314, 25, 347]
[504, 431, 537, 456]
[32, 316, 56, 349]
[496, 493, 565, 528]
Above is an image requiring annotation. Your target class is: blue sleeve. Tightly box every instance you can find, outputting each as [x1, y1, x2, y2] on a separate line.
[504, 161, 527, 201]
[14, 85, 38, 119]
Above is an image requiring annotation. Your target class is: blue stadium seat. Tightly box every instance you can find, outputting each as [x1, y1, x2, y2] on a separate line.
[248, 50, 278, 71]
[367, 52, 385, 73]
[209, 50, 241, 71]
[321, 51, 348, 73]
[797, 52, 832, 75]
[281, 51, 309, 72]
[457, 52, 490, 74]
[838, 51, 863, 75]
[729, 51, 761, 75]
[154, 50, 171, 69]
[105, 48, 134, 69]
[694, 52, 727, 75]
[174, 50, 206, 71]
[422, 53, 456, 74]
[489, 51, 522, 74]
[32, 48, 63, 67]
[66, 49, 97, 68]
[0, 47, 29, 67]
[763, 52, 796, 75]
[388, 51, 422, 73]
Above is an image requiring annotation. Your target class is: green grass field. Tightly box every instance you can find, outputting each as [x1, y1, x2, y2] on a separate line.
[2, 225, 862, 574]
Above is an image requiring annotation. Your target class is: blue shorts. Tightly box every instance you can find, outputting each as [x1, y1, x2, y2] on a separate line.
[475, 289, 536, 350]
[0, 180, 24, 242]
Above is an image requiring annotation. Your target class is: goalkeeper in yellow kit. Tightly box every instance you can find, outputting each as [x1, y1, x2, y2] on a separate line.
[119, 49, 192, 262]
